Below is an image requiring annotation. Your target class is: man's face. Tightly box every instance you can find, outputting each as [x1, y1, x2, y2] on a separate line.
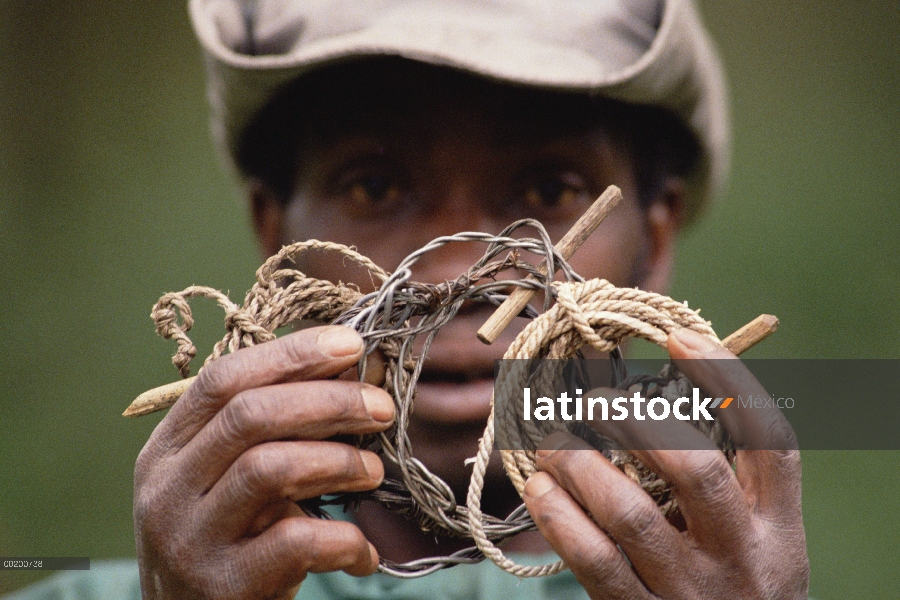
[252, 62, 678, 492]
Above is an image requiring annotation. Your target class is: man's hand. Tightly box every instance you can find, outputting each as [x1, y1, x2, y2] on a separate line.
[133, 326, 395, 599]
[522, 327, 809, 599]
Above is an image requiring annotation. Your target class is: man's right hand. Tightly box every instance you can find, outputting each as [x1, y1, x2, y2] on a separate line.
[133, 326, 395, 599]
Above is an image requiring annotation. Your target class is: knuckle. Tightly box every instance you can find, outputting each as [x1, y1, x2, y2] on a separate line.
[571, 538, 626, 582]
[236, 446, 284, 494]
[761, 416, 800, 451]
[132, 482, 157, 525]
[133, 457, 178, 525]
[220, 391, 269, 442]
[285, 520, 322, 572]
[607, 499, 661, 543]
[135, 430, 178, 486]
[193, 358, 237, 401]
[779, 449, 802, 473]
[218, 522, 310, 598]
[282, 332, 316, 369]
[133, 444, 157, 487]
[768, 448, 803, 483]
[677, 452, 735, 500]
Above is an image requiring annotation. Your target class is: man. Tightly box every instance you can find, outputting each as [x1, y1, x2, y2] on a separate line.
[8, 0, 809, 598]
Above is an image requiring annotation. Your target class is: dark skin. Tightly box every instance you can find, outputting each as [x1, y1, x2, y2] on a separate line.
[134, 63, 808, 599]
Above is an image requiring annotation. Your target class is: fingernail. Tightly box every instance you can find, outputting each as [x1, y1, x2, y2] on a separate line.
[360, 452, 384, 483]
[671, 327, 721, 355]
[317, 326, 363, 358]
[524, 473, 555, 499]
[361, 387, 394, 423]
[535, 431, 583, 458]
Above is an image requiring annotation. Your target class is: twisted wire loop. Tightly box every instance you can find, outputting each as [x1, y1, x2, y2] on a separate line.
[148, 221, 732, 579]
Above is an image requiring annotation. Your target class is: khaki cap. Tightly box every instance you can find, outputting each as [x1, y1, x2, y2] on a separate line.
[190, 0, 729, 218]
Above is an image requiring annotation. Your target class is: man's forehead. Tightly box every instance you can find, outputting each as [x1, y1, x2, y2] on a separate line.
[294, 59, 610, 147]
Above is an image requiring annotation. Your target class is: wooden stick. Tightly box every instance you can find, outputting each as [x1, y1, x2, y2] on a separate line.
[123, 377, 195, 417]
[721, 314, 779, 355]
[476, 185, 623, 344]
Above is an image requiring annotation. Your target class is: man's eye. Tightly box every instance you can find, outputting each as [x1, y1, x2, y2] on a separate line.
[335, 168, 411, 217]
[521, 173, 589, 210]
[349, 175, 401, 208]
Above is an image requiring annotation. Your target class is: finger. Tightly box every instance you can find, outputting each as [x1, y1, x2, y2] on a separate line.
[201, 441, 383, 538]
[669, 328, 797, 451]
[228, 517, 377, 597]
[629, 446, 753, 552]
[668, 328, 802, 515]
[155, 326, 364, 450]
[573, 384, 753, 552]
[534, 432, 689, 596]
[178, 381, 393, 488]
[523, 471, 653, 600]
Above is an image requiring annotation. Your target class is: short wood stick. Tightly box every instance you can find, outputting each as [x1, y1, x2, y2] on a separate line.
[476, 185, 623, 344]
[721, 314, 779, 355]
[123, 377, 195, 417]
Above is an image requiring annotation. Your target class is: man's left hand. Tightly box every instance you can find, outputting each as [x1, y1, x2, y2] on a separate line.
[522, 327, 810, 599]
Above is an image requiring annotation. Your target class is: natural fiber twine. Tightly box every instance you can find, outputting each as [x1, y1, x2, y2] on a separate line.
[148, 221, 730, 578]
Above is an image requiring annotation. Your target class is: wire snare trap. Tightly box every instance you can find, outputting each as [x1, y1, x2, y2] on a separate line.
[125, 186, 777, 578]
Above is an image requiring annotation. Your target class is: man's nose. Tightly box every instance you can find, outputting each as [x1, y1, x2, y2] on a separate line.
[403, 195, 504, 285]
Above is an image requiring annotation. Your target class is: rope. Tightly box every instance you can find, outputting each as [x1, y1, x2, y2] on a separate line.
[148, 220, 731, 578]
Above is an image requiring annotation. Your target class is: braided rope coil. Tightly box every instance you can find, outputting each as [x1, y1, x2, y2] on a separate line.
[148, 223, 729, 578]
[466, 279, 719, 577]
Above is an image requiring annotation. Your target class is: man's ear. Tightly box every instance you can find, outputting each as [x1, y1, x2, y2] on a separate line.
[248, 179, 285, 258]
[638, 178, 686, 293]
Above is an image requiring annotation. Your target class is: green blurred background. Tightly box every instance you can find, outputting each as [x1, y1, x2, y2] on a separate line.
[1, 1, 897, 596]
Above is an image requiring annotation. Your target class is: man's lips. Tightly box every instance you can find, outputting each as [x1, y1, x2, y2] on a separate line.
[412, 377, 495, 424]
[405, 312, 517, 425]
